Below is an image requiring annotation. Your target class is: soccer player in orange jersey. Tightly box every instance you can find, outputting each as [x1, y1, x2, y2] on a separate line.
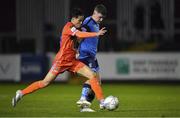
[12, 8, 107, 110]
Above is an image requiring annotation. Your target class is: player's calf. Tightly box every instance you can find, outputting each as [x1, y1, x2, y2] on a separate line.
[77, 83, 95, 107]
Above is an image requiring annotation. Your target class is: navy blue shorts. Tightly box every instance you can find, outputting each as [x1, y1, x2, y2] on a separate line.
[79, 57, 99, 72]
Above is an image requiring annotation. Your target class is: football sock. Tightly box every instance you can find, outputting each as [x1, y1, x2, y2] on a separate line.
[80, 83, 91, 100]
[21, 80, 46, 95]
[89, 78, 104, 101]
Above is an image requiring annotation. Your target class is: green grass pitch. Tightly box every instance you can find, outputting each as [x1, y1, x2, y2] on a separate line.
[0, 82, 180, 117]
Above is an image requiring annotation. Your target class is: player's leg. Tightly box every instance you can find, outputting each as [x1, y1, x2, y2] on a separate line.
[87, 73, 101, 102]
[12, 71, 57, 107]
[77, 75, 97, 106]
[78, 73, 100, 102]
[22, 72, 57, 95]
[77, 73, 105, 111]
[76, 66, 105, 107]
[12, 62, 60, 107]
[77, 58, 100, 106]
[76, 80, 96, 112]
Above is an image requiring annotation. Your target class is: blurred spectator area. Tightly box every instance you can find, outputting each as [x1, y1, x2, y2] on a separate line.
[0, 0, 180, 54]
[0, 37, 35, 53]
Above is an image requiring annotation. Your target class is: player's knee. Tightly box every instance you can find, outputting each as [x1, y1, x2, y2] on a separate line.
[41, 80, 50, 87]
[88, 75, 96, 80]
[85, 80, 90, 84]
[88, 72, 97, 79]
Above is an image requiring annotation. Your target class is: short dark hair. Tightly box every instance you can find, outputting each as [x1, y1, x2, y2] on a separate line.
[94, 4, 107, 17]
[70, 8, 84, 19]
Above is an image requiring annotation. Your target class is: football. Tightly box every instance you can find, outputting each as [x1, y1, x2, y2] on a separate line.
[104, 95, 119, 111]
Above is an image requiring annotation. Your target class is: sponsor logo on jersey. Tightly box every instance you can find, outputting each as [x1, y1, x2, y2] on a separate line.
[71, 27, 77, 33]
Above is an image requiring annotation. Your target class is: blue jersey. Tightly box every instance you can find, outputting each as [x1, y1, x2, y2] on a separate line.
[78, 16, 99, 59]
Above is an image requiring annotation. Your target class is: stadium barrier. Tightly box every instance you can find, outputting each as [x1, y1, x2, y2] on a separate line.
[21, 54, 48, 82]
[1, 53, 180, 82]
[97, 53, 180, 80]
[0, 55, 21, 82]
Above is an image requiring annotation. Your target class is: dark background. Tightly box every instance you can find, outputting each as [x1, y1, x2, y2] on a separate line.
[0, 0, 179, 54]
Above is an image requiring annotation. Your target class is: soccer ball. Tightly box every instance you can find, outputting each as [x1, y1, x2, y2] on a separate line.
[104, 95, 119, 111]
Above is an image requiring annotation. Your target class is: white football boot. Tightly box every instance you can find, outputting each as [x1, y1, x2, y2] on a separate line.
[76, 98, 91, 107]
[12, 90, 23, 107]
[80, 105, 95, 112]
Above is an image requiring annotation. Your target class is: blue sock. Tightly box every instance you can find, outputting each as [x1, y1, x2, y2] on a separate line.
[80, 84, 91, 100]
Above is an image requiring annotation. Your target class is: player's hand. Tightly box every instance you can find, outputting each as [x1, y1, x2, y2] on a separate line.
[97, 27, 107, 36]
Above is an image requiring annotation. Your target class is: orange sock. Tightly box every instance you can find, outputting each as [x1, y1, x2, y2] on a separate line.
[89, 78, 104, 101]
[22, 80, 46, 95]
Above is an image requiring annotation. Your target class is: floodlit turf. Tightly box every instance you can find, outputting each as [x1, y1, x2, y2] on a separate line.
[0, 82, 180, 117]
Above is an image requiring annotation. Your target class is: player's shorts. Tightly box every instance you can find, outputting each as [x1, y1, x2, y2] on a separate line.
[79, 57, 99, 72]
[49, 59, 85, 76]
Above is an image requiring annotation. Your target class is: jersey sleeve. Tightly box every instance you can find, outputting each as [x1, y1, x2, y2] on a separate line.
[75, 31, 97, 39]
[64, 23, 97, 39]
[64, 26, 78, 36]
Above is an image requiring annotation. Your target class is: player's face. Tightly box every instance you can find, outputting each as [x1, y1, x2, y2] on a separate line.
[73, 16, 84, 28]
[94, 10, 105, 24]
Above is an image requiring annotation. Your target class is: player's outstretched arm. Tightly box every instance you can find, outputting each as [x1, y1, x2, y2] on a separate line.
[75, 27, 107, 39]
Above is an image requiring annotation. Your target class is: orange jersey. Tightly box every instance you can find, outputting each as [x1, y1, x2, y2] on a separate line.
[50, 22, 98, 75]
[54, 22, 77, 62]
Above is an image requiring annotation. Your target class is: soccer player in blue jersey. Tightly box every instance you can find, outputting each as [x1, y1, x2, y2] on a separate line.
[76, 4, 107, 112]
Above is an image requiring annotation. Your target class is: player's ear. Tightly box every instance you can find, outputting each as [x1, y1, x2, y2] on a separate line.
[93, 10, 96, 15]
[71, 17, 76, 22]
